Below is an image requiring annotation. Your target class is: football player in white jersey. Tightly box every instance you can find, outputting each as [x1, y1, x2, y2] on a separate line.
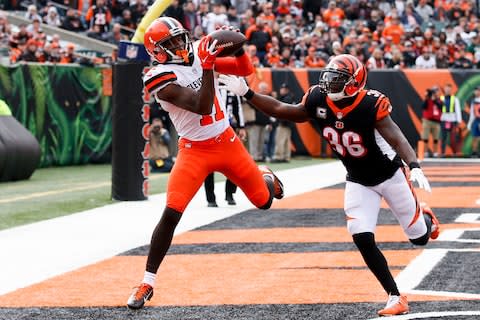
[127, 17, 284, 309]
[218, 54, 441, 316]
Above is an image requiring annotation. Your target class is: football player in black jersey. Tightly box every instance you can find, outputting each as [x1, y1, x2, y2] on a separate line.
[219, 54, 440, 316]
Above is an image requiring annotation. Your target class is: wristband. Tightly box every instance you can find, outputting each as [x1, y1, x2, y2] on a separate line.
[408, 162, 420, 170]
[244, 89, 255, 100]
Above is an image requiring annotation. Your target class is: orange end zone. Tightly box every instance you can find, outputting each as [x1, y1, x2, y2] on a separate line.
[0, 250, 450, 308]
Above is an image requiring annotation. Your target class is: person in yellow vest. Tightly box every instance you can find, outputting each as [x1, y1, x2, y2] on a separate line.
[439, 84, 462, 157]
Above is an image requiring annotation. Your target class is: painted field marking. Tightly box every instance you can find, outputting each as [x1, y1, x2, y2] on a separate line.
[455, 213, 480, 223]
[397, 213, 480, 298]
[0, 161, 347, 296]
[368, 311, 480, 320]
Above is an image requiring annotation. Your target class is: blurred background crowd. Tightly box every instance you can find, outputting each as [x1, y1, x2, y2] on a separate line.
[0, 0, 479, 68]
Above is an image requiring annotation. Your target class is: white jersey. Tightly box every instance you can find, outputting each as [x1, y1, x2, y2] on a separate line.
[143, 42, 229, 141]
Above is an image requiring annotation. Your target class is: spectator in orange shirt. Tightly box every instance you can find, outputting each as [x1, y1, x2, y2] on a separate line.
[304, 46, 326, 68]
[265, 46, 281, 67]
[259, 2, 275, 28]
[382, 16, 404, 45]
[276, 0, 290, 17]
[322, 1, 345, 28]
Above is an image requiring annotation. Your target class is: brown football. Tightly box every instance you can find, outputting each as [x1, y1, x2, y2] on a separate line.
[209, 29, 247, 57]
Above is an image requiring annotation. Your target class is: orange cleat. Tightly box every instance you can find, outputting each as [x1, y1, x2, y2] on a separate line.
[258, 165, 284, 199]
[421, 203, 440, 240]
[127, 283, 153, 310]
[378, 294, 409, 316]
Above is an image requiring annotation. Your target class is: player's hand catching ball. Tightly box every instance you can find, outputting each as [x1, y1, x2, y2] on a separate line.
[198, 36, 223, 70]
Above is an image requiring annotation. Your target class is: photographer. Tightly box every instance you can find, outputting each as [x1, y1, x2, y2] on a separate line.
[421, 86, 442, 158]
[149, 118, 174, 173]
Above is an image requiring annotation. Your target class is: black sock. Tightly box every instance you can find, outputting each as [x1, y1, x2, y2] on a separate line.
[146, 207, 182, 273]
[353, 232, 400, 296]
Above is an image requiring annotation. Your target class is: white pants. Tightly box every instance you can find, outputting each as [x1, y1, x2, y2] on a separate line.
[344, 168, 427, 240]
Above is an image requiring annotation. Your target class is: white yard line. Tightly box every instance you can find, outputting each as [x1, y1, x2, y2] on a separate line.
[0, 161, 346, 296]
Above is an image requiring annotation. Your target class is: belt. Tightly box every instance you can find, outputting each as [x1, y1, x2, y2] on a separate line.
[179, 127, 234, 147]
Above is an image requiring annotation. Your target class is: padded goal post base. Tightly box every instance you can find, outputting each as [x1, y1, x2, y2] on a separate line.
[111, 61, 150, 201]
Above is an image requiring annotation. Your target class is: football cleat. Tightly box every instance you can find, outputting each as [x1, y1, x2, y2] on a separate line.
[127, 283, 153, 310]
[378, 294, 409, 316]
[421, 203, 440, 240]
[258, 165, 284, 199]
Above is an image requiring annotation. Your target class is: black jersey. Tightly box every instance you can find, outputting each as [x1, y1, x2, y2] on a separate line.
[303, 86, 402, 186]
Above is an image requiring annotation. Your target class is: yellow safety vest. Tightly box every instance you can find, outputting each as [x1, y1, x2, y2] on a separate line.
[440, 95, 455, 113]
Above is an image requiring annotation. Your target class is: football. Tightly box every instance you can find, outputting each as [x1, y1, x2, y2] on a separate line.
[208, 29, 247, 57]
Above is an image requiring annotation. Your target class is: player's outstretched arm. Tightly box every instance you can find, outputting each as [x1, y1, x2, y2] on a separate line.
[218, 75, 309, 122]
[376, 115, 431, 192]
[156, 36, 221, 115]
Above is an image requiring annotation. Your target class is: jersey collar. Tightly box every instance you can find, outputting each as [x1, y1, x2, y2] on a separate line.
[326, 90, 367, 119]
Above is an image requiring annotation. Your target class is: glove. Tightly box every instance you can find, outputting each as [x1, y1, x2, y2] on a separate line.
[218, 74, 249, 96]
[409, 168, 432, 193]
[198, 36, 222, 70]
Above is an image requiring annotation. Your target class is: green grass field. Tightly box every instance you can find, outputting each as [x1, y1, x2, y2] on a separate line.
[0, 157, 327, 231]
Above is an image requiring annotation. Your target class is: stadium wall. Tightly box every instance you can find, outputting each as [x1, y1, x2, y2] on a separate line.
[1, 65, 479, 167]
[0, 64, 112, 167]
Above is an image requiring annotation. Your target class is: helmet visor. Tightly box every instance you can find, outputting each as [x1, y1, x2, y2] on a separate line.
[318, 70, 351, 94]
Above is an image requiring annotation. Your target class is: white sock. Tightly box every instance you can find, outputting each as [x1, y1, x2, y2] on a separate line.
[142, 271, 156, 287]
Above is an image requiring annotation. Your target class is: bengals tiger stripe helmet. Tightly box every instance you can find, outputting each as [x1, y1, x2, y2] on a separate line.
[319, 54, 367, 101]
[144, 17, 193, 64]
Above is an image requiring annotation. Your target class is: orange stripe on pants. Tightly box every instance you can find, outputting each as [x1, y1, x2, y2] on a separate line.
[167, 127, 270, 212]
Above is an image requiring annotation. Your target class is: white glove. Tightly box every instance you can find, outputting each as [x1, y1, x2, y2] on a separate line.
[218, 74, 249, 96]
[409, 168, 431, 193]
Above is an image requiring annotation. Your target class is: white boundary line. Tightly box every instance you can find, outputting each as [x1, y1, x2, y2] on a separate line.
[0, 161, 347, 296]
[368, 311, 480, 320]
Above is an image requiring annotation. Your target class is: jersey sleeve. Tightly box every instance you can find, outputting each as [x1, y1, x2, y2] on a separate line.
[301, 85, 321, 118]
[374, 93, 393, 121]
[143, 67, 178, 95]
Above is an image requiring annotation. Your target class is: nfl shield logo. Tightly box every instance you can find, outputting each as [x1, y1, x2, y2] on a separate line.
[126, 45, 139, 59]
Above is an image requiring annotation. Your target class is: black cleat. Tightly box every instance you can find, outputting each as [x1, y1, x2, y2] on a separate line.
[258, 165, 284, 199]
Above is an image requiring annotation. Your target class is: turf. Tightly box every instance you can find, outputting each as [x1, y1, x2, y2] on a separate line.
[0, 158, 326, 230]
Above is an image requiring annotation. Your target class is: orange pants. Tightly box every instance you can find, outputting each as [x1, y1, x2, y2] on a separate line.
[166, 127, 270, 213]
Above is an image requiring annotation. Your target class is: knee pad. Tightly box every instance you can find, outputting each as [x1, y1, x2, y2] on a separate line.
[409, 232, 429, 246]
[352, 232, 376, 251]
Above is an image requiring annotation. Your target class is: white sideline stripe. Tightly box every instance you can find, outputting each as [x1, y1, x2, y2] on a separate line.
[368, 311, 480, 320]
[0, 161, 346, 296]
[455, 213, 480, 223]
[438, 228, 480, 243]
[396, 249, 447, 291]
[404, 289, 480, 299]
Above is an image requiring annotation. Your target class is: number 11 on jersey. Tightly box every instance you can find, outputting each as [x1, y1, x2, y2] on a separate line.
[200, 96, 225, 126]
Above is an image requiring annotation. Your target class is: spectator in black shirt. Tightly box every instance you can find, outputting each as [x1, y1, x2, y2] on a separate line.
[62, 8, 86, 32]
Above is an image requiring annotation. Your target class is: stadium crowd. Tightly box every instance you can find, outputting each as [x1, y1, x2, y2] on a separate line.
[0, 0, 479, 68]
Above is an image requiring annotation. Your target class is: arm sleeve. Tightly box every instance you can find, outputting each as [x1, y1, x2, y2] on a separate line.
[143, 71, 177, 95]
[375, 95, 393, 121]
[214, 52, 254, 76]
